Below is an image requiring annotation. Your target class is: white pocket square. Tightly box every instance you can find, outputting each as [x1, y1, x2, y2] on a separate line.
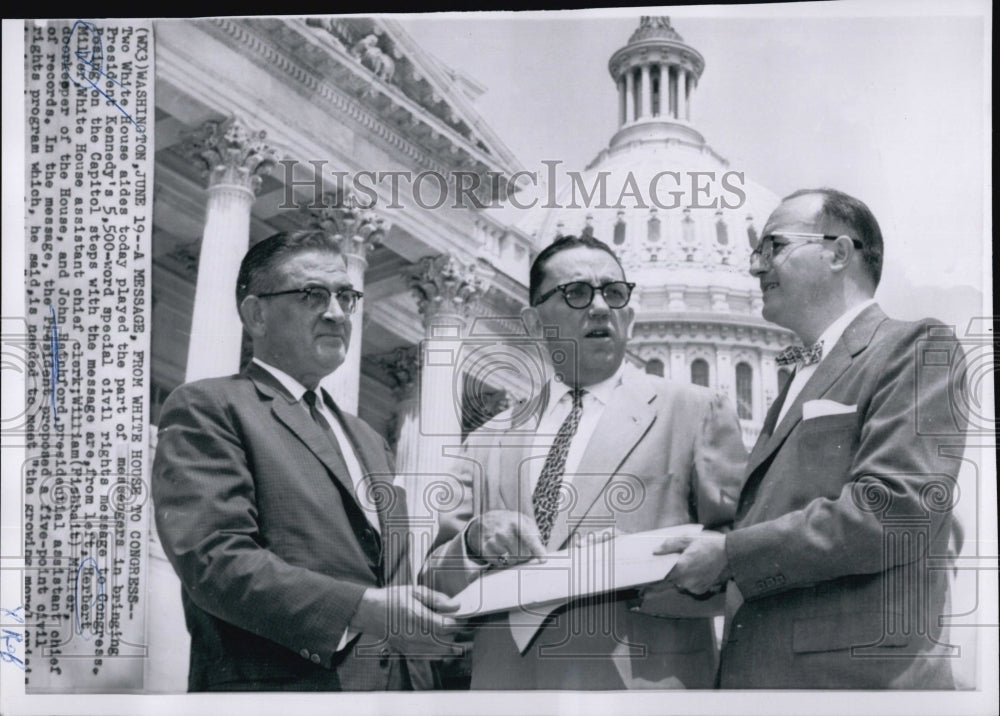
[802, 399, 857, 420]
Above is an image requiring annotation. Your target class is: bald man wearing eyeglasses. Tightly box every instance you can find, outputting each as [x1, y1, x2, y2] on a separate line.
[420, 234, 747, 690]
[654, 189, 968, 689]
[153, 230, 461, 691]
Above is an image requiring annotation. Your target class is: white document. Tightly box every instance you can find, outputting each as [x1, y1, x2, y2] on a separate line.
[452, 523, 704, 623]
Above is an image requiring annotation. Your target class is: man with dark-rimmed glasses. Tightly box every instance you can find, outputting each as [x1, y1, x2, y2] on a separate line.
[421, 234, 747, 690]
[153, 229, 461, 691]
[656, 188, 968, 688]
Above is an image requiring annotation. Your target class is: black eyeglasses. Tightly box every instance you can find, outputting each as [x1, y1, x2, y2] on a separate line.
[532, 281, 636, 309]
[750, 232, 864, 268]
[257, 286, 364, 314]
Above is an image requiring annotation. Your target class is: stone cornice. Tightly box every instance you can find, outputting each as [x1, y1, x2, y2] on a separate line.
[609, 42, 705, 80]
[631, 316, 795, 346]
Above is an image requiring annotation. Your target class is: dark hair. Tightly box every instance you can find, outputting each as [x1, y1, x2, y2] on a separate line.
[784, 188, 884, 288]
[235, 229, 343, 308]
[529, 234, 625, 305]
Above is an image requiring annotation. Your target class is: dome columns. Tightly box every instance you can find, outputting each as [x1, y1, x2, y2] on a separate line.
[612, 55, 700, 128]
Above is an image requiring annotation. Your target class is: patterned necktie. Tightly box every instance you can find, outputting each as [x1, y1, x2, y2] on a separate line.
[533, 388, 585, 545]
[775, 340, 824, 367]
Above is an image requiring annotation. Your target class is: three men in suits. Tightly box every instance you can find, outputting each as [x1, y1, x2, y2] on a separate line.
[421, 235, 748, 689]
[153, 230, 459, 691]
[658, 189, 968, 688]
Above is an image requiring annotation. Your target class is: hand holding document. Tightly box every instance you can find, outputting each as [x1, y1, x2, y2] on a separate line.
[451, 523, 706, 619]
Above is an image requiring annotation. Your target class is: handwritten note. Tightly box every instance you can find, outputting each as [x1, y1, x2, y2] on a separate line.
[1, 606, 26, 670]
[23, 19, 154, 692]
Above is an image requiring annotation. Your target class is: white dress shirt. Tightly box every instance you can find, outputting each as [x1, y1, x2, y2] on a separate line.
[526, 363, 627, 497]
[776, 299, 876, 425]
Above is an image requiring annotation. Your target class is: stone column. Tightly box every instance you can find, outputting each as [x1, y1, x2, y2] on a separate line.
[640, 64, 652, 119]
[181, 116, 278, 382]
[406, 255, 483, 554]
[375, 346, 429, 577]
[618, 76, 626, 126]
[625, 68, 635, 124]
[668, 343, 687, 383]
[659, 63, 670, 116]
[684, 71, 693, 121]
[304, 192, 387, 414]
[716, 346, 734, 410]
[670, 67, 680, 118]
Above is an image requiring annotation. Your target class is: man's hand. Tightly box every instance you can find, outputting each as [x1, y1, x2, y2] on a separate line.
[350, 585, 463, 656]
[653, 530, 732, 595]
[465, 509, 546, 568]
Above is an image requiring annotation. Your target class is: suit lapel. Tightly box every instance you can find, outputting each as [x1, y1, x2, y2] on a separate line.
[549, 378, 657, 551]
[743, 304, 888, 479]
[247, 365, 360, 510]
[746, 375, 792, 470]
[499, 384, 548, 514]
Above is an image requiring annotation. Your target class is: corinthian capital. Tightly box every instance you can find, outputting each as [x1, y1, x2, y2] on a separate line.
[181, 116, 279, 194]
[409, 254, 483, 321]
[374, 345, 420, 400]
[301, 191, 388, 258]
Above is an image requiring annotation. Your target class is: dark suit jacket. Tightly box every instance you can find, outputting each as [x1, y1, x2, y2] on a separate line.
[422, 371, 748, 690]
[152, 363, 433, 691]
[720, 305, 967, 689]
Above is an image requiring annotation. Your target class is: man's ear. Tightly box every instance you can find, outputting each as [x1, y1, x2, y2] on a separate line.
[521, 305, 543, 338]
[829, 235, 855, 273]
[622, 305, 636, 339]
[239, 296, 267, 338]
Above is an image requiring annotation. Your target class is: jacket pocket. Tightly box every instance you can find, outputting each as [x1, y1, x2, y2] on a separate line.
[792, 612, 910, 653]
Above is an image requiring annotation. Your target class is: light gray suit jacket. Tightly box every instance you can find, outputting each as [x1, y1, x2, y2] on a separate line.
[720, 305, 967, 689]
[422, 370, 747, 690]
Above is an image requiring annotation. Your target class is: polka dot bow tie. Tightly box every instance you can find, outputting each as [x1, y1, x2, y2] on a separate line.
[775, 340, 824, 367]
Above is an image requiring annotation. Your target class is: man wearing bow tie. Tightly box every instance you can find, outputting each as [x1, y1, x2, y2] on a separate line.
[654, 189, 968, 688]
[421, 235, 747, 689]
[153, 230, 460, 691]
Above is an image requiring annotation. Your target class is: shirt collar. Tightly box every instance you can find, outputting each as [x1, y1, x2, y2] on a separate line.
[253, 357, 312, 403]
[815, 299, 877, 355]
[545, 363, 626, 418]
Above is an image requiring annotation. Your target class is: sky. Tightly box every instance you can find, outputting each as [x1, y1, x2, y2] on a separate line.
[396, 1, 991, 327]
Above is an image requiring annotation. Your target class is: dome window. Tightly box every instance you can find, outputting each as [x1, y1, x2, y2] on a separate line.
[715, 213, 729, 245]
[613, 211, 627, 245]
[691, 358, 709, 387]
[648, 210, 661, 242]
[645, 357, 665, 377]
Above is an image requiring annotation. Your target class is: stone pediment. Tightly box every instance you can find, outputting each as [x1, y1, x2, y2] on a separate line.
[247, 16, 523, 182]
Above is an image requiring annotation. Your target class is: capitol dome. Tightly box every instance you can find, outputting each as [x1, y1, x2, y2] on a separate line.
[518, 16, 796, 446]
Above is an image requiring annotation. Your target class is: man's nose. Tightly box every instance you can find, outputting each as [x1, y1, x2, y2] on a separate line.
[748, 257, 767, 277]
[588, 289, 611, 315]
[321, 296, 348, 320]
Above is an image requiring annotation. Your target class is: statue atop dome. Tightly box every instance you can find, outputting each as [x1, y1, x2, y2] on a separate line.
[629, 16, 684, 44]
